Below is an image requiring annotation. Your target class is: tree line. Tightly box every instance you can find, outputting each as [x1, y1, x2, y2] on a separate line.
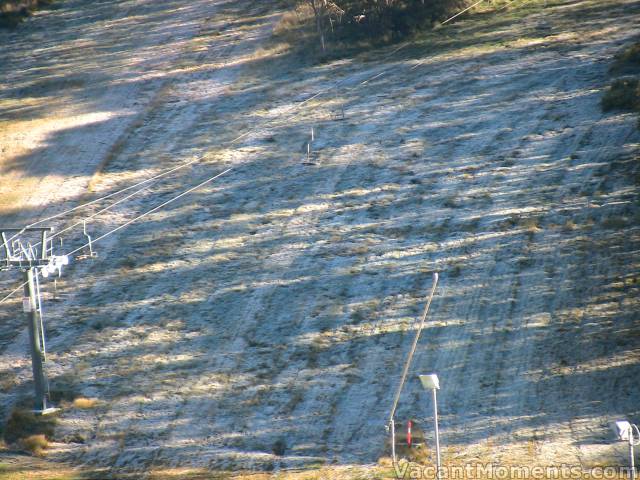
[302, 0, 468, 50]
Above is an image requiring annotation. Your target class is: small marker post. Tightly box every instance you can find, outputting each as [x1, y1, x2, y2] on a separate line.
[390, 418, 396, 464]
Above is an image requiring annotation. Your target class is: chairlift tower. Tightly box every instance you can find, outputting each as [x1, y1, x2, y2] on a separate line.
[0, 227, 66, 415]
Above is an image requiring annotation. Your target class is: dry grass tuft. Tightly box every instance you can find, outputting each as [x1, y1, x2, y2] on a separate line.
[273, 4, 313, 43]
[72, 397, 99, 409]
[521, 217, 542, 234]
[562, 219, 578, 232]
[19, 434, 49, 456]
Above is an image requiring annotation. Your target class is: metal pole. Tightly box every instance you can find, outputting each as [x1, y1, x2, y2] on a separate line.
[391, 417, 396, 464]
[24, 268, 48, 413]
[433, 388, 441, 480]
[630, 430, 636, 480]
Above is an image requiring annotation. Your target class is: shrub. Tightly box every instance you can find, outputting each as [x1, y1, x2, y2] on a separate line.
[272, 438, 287, 456]
[610, 42, 640, 74]
[289, 0, 470, 51]
[0, 8, 28, 27]
[19, 434, 49, 456]
[333, 0, 467, 41]
[0, 0, 55, 28]
[3, 408, 56, 447]
[601, 215, 629, 230]
[601, 78, 640, 112]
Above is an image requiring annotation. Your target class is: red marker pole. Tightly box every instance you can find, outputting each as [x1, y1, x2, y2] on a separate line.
[407, 420, 412, 448]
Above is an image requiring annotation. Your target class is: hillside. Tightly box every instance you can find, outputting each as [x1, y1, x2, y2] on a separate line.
[0, 0, 639, 478]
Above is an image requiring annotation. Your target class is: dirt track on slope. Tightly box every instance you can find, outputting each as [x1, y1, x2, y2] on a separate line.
[1, 0, 639, 474]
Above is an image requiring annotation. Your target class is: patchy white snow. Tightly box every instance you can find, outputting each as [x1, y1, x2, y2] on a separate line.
[1, 0, 639, 474]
